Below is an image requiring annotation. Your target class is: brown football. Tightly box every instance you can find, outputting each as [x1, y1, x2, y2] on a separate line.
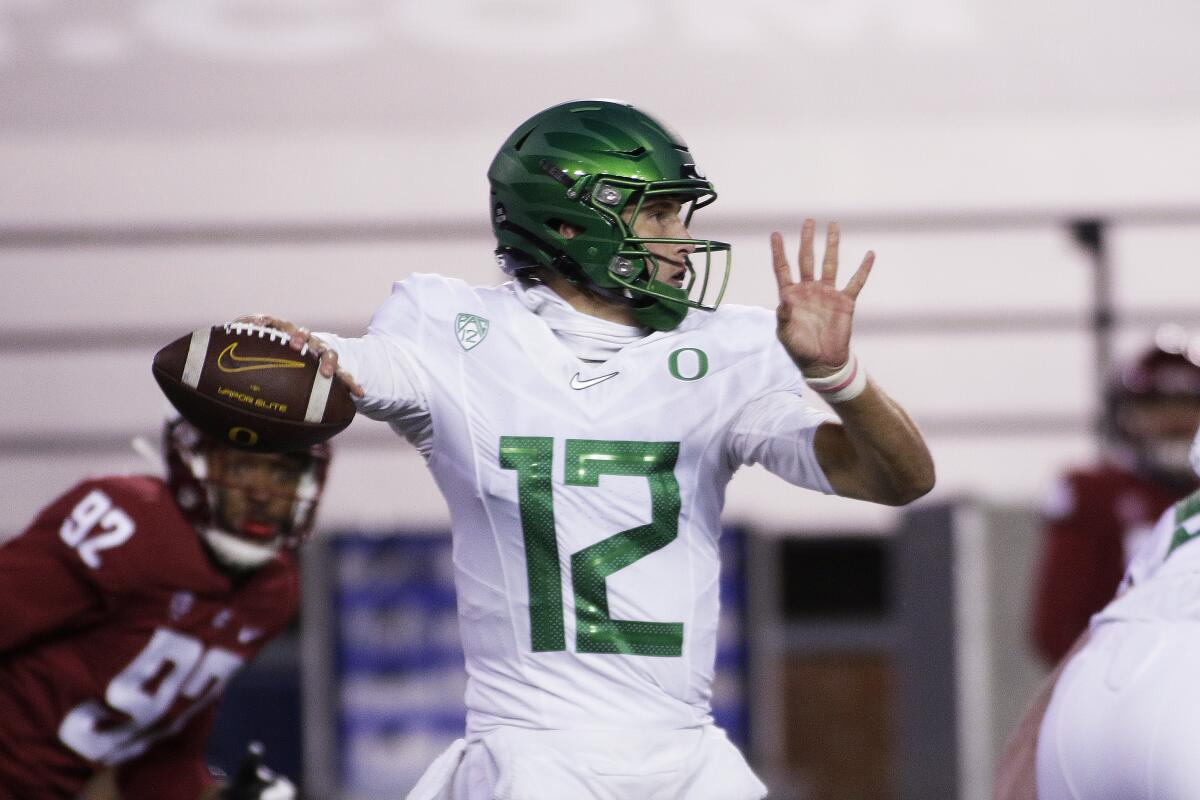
[152, 323, 356, 452]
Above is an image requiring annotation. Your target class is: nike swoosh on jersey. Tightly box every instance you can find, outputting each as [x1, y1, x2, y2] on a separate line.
[216, 342, 306, 373]
[569, 371, 620, 390]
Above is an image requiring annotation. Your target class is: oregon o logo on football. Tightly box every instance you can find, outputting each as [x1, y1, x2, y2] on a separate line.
[668, 348, 708, 381]
[227, 426, 259, 447]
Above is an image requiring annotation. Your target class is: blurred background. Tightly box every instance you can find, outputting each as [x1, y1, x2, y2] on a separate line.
[2, 1, 1199, 798]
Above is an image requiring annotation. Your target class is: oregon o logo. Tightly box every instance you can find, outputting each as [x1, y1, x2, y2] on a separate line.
[227, 426, 260, 447]
[668, 348, 709, 381]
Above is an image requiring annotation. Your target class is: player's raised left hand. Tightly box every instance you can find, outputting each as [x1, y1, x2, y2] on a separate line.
[770, 219, 873, 378]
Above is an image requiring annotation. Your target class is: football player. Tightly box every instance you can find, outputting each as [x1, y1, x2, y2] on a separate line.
[1030, 343, 1200, 664]
[250, 99, 935, 799]
[996, 422, 1200, 800]
[0, 417, 327, 799]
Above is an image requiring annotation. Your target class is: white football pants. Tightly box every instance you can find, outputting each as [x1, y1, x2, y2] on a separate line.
[404, 724, 767, 800]
[1037, 621, 1200, 799]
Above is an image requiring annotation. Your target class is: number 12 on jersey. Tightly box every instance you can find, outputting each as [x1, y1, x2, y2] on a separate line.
[499, 437, 684, 658]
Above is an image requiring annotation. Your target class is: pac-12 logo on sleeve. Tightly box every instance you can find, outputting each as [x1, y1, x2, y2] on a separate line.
[456, 313, 490, 351]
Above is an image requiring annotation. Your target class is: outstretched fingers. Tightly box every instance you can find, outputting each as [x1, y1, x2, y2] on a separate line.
[842, 250, 875, 300]
[770, 231, 793, 290]
[821, 222, 840, 284]
[774, 220, 874, 300]
[798, 218, 816, 281]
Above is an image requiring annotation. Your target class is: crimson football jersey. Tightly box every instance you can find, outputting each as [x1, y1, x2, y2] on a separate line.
[0, 476, 299, 800]
[1030, 462, 1193, 664]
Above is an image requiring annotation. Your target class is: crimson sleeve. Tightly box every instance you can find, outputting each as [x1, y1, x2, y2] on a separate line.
[0, 492, 105, 652]
[1029, 475, 1126, 664]
[115, 707, 218, 800]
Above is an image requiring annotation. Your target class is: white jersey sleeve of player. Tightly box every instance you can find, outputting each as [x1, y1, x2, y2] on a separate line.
[725, 391, 836, 494]
[316, 279, 434, 455]
[721, 316, 836, 494]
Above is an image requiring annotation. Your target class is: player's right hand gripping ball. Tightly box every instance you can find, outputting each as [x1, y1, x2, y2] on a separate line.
[153, 323, 356, 452]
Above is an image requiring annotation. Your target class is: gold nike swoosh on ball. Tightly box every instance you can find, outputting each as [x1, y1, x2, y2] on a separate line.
[216, 342, 306, 373]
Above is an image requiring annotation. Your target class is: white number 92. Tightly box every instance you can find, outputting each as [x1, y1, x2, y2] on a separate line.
[59, 489, 136, 569]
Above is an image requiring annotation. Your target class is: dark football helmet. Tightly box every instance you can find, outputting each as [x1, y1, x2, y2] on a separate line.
[164, 417, 330, 570]
[1111, 340, 1200, 483]
[488, 99, 731, 331]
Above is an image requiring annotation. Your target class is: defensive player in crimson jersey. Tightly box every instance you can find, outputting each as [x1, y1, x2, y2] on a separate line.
[0, 418, 329, 800]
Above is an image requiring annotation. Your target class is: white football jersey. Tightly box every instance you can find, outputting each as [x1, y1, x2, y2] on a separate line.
[325, 274, 834, 735]
[1093, 489, 1200, 626]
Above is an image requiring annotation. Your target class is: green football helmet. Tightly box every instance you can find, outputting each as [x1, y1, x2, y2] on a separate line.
[488, 99, 732, 331]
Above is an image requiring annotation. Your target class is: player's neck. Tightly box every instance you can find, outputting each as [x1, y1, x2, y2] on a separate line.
[532, 271, 642, 328]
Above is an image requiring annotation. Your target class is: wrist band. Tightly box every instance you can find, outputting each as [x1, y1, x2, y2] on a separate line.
[805, 353, 868, 404]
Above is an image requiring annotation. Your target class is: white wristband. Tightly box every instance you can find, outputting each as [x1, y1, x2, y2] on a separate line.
[804, 353, 868, 404]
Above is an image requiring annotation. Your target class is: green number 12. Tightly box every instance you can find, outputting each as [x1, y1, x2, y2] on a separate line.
[499, 436, 684, 657]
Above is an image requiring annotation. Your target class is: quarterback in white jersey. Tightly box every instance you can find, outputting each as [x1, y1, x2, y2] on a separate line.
[995, 423, 1200, 800]
[251, 100, 934, 800]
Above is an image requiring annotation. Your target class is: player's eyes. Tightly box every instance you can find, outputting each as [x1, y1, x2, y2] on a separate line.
[272, 467, 300, 483]
[222, 463, 298, 485]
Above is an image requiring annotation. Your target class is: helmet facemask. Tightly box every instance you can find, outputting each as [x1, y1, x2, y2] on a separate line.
[570, 176, 732, 330]
[1109, 342, 1200, 485]
[164, 418, 329, 572]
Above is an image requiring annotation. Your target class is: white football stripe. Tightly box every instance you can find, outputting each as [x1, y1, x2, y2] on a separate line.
[305, 371, 332, 423]
[182, 327, 211, 388]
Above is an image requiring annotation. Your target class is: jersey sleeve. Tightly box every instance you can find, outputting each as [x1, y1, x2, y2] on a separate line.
[724, 391, 836, 493]
[115, 706, 217, 800]
[1029, 473, 1127, 663]
[0, 483, 109, 652]
[722, 321, 836, 493]
[317, 276, 435, 454]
